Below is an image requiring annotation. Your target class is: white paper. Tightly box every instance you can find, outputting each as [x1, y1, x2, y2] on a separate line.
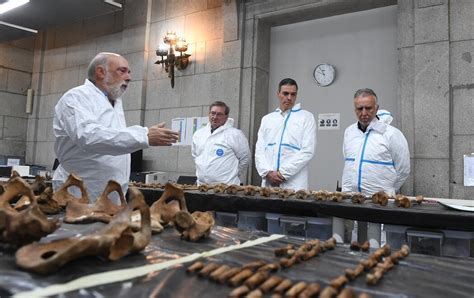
[318, 113, 340, 130]
[464, 154, 474, 186]
[7, 158, 20, 166]
[171, 117, 208, 146]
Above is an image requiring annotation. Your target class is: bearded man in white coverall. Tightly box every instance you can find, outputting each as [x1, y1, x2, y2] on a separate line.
[339, 88, 410, 247]
[53, 52, 179, 202]
[192, 101, 250, 185]
[255, 78, 316, 191]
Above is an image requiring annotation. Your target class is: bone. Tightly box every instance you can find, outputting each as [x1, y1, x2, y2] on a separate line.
[278, 188, 295, 199]
[64, 180, 127, 224]
[337, 288, 354, 298]
[217, 267, 241, 284]
[225, 184, 243, 194]
[322, 237, 337, 250]
[350, 241, 361, 251]
[273, 278, 293, 294]
[329, 275, 348, 290]
[198, 262, 220, 278]
[366, 268, 384, 285]
[1, 178, 60, 248]
[280, 256, 298, 268]
[285, 281, 307, 297]
[229, 285, 250, 298]
[312, 190, 330, 201]
[174, 210, 214, 241]
[198, 184, 213, 192]
[345, 264, 364, 280]
[351, 193, 366, 204]
[257, 262, 280, 272]
[30, 175, 47, 195]
[395, 195, 411, 208]
[330, 192, 344, 202]
[51, 173, 89, 208]
[319, 286, 338, 298]
[295, 189, 311, 200]
[371, 191, 389, 206]
[186, 261, 205, 273]
[209, 264, 231, 281]
[360, 241, 370, 252]
[259, 275, 283, 293]
[298, 283, 320, 298]
[242, 260, 266, 270]
[15, 187, 61, 215]
[260, 187, 275, 197]
[243, 185, 259, 196]
[415, 195, 424, 205]
[246, 289, 263, 298]
[213, 183, 228, 193]
[228, 269, 254, 287]
[139, 183, 188, 233]
[274, 244, 295, 257]
[15, 187, 151, 274]
[244, 271, 269, 289]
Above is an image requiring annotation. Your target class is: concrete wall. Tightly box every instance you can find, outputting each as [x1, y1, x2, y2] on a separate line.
[398, 0, 474, 199]
[0, 37, 34, 162]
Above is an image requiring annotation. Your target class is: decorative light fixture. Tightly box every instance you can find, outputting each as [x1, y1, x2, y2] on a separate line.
[155, 31, 191, 88]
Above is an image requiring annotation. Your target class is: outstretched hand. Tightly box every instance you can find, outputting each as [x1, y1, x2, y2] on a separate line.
[148, 122, 179, 146]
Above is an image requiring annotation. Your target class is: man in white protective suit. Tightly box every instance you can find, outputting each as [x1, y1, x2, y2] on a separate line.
[255, 78, 316, 191]
[340, 88, 410, 247]
[53, 52, 179, 202]
[341, 88, 410, 196]
[192, 101, 250, 185]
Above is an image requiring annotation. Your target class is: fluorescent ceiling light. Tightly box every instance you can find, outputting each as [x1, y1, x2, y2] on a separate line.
[0, 0, 29, 14]
[0, 20, 37, 33]
[104, 0, 122, 9]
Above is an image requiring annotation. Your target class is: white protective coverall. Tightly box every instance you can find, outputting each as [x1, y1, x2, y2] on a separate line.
[255, 103, 316, 190]
[53, 79, 149, 201]
[341, 110, 410, 196]
[192, 118, 250, 185]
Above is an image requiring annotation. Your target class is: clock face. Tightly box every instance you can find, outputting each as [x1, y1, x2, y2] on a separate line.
[313, 63, 336, 87]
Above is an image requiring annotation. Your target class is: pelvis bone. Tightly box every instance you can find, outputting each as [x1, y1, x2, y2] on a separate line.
[64, 180, 127, 223]
[173, 210, 214, 242]
[51, 173, 89, 208]
[133, 183, 188, 233]
[15, 186, 61, 215]
[0, 177, 59, 247]
[15, 187, 151, 274]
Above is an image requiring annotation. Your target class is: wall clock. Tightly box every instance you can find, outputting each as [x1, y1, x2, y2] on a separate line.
[313, 63, 336, 87]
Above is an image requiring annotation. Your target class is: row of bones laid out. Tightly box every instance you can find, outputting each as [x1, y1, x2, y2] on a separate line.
[130, 181, 424, 208]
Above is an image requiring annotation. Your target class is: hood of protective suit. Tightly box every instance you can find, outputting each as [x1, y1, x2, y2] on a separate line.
[210, 117, 234, 133]
[377, 109, 393, 125]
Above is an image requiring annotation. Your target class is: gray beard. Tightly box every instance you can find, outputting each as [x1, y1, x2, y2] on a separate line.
[108, 84, 125, 101]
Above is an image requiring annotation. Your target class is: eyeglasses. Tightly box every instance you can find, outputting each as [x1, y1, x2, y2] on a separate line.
[209, 111, 226, 117]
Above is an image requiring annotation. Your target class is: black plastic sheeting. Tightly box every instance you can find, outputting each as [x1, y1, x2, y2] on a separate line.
[1, 221, 474, 297]
[139, 188, 474, 231]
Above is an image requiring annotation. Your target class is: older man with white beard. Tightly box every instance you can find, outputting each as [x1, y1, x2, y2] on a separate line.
[52, 52, 179, 202]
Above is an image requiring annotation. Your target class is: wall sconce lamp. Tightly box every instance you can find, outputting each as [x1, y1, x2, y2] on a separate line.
[155, 31, 191, 88]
